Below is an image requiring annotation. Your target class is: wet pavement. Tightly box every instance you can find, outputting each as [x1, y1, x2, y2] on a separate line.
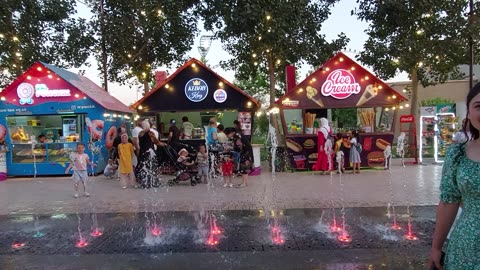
[0, 207, 433, 269]
[1, 162, 442, 215]
[1, 162, 440, 269]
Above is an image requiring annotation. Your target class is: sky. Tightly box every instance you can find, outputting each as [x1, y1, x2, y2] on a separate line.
[72, 0, 408, 106]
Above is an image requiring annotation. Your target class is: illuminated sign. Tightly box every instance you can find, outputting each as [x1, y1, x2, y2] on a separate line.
[321, 69, 361, 99]
[213, 89, 227, 103]
[35, 84, 71, 97]
[185, 78, 208, 102]
[281, 99, 300, 107]
[400, 115, 415, 123]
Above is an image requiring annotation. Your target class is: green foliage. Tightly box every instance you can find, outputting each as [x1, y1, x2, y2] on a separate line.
[354, 0, 471, 116]
[0, 0, 95, 87]
[420, 97, 455, 107]
[355, 0, 469, 85]
[332, 108, 357, 129]
[199, 0, 348, 105]
[254, 113, 269, 135]
[88, 0, 199, 93]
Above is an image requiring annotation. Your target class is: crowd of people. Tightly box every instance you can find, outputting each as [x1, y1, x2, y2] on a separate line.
[97, 117, 253, 190]
[312, 117, 362, 175]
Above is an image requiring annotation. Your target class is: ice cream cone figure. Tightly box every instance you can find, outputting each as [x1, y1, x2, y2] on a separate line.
[356, 84, 378, 107]
[306, 86, 325, 107]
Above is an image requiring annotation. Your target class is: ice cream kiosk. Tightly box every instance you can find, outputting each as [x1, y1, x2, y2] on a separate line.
[274, 52, 407, 170]
[0, 62, 133, 177]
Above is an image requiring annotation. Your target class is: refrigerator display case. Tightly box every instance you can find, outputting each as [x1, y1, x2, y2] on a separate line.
[435, 113, 456, 163]
[418, 115, 436, 164]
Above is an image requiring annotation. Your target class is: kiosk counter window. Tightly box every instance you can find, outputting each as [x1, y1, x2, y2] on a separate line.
[6, 114, 85, 164]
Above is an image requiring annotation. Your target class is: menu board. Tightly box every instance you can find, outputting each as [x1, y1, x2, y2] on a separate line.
[238, 112, 251, 136]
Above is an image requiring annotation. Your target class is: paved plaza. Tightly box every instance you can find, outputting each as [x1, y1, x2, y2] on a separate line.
[1, 161, 442, 216]
[0, 161, 441, 269]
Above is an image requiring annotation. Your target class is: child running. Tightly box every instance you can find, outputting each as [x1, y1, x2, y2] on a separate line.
[65, 143, 96, 198]
[117, 133, 136, 189]
[196, 145, 208, 184]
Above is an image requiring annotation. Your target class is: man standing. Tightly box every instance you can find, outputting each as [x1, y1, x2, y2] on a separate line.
[181, 116, 194, 139]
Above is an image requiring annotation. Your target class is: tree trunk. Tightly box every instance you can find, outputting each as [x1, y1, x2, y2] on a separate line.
[409, 67, 419, 146]
[99, 0, 108, 92]
[143, 80, 149, 95]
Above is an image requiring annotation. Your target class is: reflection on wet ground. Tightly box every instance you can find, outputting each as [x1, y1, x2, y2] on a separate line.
[0, 206, 434, 269]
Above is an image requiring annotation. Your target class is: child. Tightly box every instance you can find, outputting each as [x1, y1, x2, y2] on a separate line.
[234, 135, 253, 188]
[384, 145, 392, 170]
[336, 151, 345, 174]
[117, 133, 136, 189]
[104, 159, 118, 178]
[222, 154, 233, 187]
[65, 143, 96, 198]
[177, 148, 193, 166]
[196, 145, 208, 184]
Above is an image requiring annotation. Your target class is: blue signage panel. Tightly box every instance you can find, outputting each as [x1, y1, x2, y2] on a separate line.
[185, 78, 208, 102]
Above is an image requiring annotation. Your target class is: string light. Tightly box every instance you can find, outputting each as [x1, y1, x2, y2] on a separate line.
[142, 72, 146, 77]
[15, 52, 21, 57]
[37, 67, 42, 71]
[74, 94, 79, 98]
[128, 54, 132, 58]
[266, 15, 271, 20]
[298, 88, 303, 93]
[405, 104, 410, 108]
[157, 9, 163, 16]
[12, 36, 19, 41]
[138, 105, 143, 110]
[418, 62, 424, 67]
[254, 62, 258, 66]
[339, 57, 344, 62]
[392, 95, 397, 99]
[258, 36, 262, 40]
[325, 67, 330, 71]
[365, 76, 369, 80]
[350, 67, 355, 71]
[400, 105, 404, 109]
[402, 88, 407, 93]
[191, 63, 196, 68]
[0, 97, 5, 101]
[385, 108, 389, 111]
[128, 70, 133, 74]
[218, 82, 223, 87]
[133, 46, 136, 50]
[141, 11, 146, 15]
[27, 76, 31, 80]
[276, 59, 281, 64]
[165, 84, 170, 89]
[252, 53, 257, 58]
[0, 34, 4, 38]
[48, 74, 52, 79]
[416, 29, 424, 35]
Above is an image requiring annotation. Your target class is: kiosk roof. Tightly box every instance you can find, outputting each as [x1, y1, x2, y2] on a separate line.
[132, 58, 259, 112]
[277, 52, 407, 109]
[1, 62, 132, 113]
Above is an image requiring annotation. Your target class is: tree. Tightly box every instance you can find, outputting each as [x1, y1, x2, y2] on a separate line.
[199, 0, 348, 106]
[0, 0, 95, 87]
[354, 0, 470, 118]
[88, 0, 199, 94]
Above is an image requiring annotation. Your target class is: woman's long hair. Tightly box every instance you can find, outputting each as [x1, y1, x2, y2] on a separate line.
[463, 82, 480, 141]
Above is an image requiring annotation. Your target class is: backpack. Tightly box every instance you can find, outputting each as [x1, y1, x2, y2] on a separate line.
[356, 143, 362, 153]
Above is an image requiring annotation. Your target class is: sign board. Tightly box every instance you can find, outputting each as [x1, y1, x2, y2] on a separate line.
[400, 114, 415, 123]
[420, 106, 436, 116]
[437, 103, 455, 114]
[213, 89, 227, 103]
[281, 99, 300, 108]
[321, 69, 361, 99]
[185, 78, 208, 102]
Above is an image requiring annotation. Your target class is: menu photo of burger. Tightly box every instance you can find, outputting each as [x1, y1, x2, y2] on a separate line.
[303, 139, 316, 149]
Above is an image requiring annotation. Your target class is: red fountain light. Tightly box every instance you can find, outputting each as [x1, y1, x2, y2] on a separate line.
[271, 226, 285, 245]
[75, 238, 88, 248]
[151, 226, 162, 237]
[206, 233, 219, 246]
[12, 242, 26, 249]
[391, 224, 402, 230]
[210, 219, 221, 235]
[90, 228, 103, 237]
[330, 217, 343, 233]
[405, 221, 418, 241]
[337, 232, 352, 243]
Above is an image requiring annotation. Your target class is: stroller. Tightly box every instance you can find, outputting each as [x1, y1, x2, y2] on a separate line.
[161, 144, 199, 186]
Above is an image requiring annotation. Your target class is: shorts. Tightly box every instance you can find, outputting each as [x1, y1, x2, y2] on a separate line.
[72, 170, 88, 184]
[197, 165, 208, 176]
[222, 162, 233, 176]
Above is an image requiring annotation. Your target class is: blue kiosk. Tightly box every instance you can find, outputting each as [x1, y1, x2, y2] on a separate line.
[0, 62, 132, 177]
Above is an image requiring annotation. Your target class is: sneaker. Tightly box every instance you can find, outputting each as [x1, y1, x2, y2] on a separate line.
[122, 186, 128, 189]
[73, 193, 79, 198]
[228, 183, 233, 188]
[223, 183, 228, 188]
[236, 183, 247, 188]
[84, 192, 90, 197]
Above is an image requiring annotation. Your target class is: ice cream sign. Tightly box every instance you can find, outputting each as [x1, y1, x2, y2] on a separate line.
[321, 69, 361, 99]
[16, 82, 71, 105]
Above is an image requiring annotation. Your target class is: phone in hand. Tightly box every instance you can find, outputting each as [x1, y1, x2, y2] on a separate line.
[430, 251, 445, 270]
